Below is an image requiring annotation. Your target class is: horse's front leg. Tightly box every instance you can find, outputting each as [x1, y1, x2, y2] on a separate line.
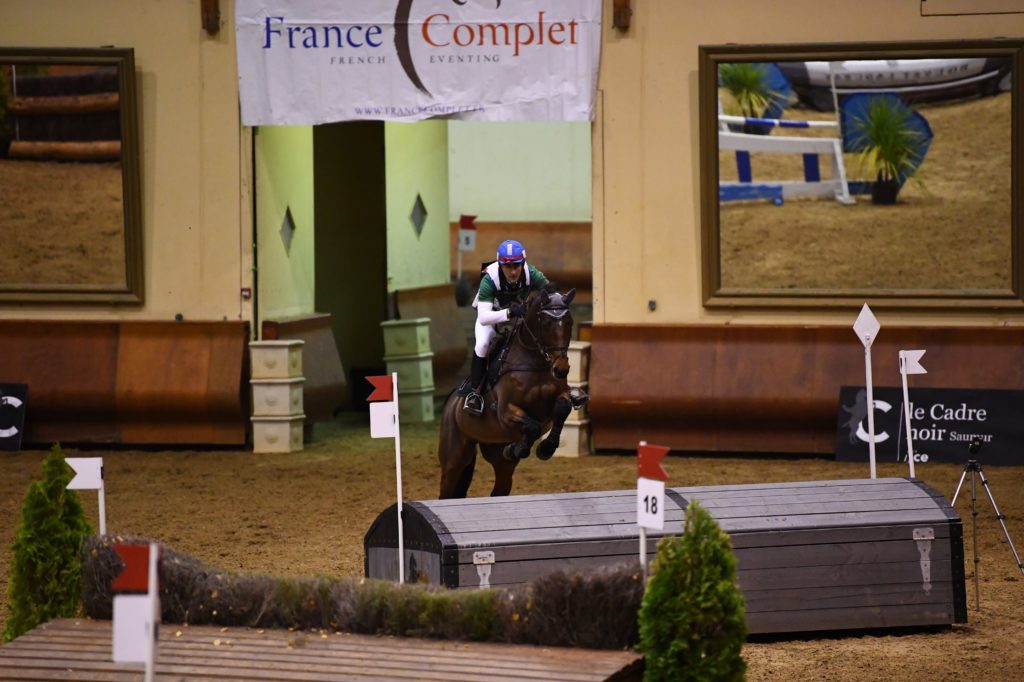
[536, 394, 572, 461]
[500, 404, 542, 460]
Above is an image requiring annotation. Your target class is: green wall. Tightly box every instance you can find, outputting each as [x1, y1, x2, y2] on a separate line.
[448, 122, 592, 221]
[384, 121, 450, 292]
[255, 126, 316, 321]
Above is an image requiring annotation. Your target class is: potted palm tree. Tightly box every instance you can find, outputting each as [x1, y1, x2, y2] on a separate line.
[843, 94, 931, 204]
[718, 62, 789, 135]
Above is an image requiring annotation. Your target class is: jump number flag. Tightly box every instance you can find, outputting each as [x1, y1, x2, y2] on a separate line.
[111, 542, 160, 682]
[899, 349, 928, 479]
[853, 304, 881, 479]
[456, 214, 477, 280]
[67, 457, 106, 535]
[367, 373, 405, 583]
[637, 441, 670, 572]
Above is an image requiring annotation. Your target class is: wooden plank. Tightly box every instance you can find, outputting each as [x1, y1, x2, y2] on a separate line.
[736, 560, 940, 591]
[746, 602, 956, 634]
[0, 620, 640, 682]
[434, 498, 943, 535]
[742, 582, 957, 613]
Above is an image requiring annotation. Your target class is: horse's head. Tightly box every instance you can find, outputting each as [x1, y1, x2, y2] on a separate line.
[525, 285, 576, 380]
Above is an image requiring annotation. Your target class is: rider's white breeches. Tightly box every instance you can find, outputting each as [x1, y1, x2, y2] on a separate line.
[474, 321, 497, 358]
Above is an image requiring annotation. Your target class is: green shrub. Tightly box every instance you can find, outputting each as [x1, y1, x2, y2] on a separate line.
[638, 501, 747, 681]
[3, 444, 94, 641]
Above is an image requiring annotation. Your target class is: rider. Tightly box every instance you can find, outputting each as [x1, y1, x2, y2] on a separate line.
[459, 239, 549, 415]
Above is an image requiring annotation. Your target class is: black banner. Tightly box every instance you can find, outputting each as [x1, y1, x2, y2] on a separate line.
[0, 383, 28, 452]
[835, 386, 1024, 467]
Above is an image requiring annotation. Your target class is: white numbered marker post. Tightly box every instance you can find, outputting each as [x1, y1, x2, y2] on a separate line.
[899, 349, 927, 479]
[853, 304, 881, 479]
[456, 214, 477, 280]
[367, 373, 404, 584]
[636, 441, 670, 573]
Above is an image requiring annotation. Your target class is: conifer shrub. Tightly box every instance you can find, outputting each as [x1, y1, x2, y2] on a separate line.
[3, 444, 93, 641]
[637, 501, 747, 681]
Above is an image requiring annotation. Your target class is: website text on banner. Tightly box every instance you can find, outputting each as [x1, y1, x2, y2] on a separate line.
[235, 0, 602, 124]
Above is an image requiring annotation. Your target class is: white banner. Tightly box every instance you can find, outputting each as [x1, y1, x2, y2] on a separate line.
[235, 0, 602, 124]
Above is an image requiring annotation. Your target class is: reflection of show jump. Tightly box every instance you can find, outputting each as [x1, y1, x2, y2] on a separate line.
[3, 64, 121, 162]
[718, 113, 855, 205]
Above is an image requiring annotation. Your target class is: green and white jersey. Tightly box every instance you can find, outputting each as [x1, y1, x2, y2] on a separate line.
[476, 261, 549, 309]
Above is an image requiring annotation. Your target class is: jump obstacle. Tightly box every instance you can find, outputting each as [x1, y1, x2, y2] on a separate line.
[718, 114, 856, 205]
[365, 477, 966, 635]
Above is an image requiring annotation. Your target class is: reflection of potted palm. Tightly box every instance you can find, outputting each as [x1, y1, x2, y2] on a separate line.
[845, 95, 929, 205]
[718, 63, 784, 134]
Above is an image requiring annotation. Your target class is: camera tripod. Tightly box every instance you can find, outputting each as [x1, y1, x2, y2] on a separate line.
[951, 439, 1024, 610]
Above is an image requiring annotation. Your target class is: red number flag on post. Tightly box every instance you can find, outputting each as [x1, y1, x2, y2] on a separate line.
[366, 374, 394, 402]
[366, 374, 396, 439]
[112, 544, 152, 593]
[638, 443, 670, 482]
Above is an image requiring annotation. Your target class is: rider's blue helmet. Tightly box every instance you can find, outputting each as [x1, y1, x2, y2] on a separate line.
[497, 239, 526, 264]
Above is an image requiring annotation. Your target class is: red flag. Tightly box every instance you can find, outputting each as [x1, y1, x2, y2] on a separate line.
[112, 544, 151, 593]
[459, 214, 477, 230]
[638, 443, 670, 481]
[366, 375, 393, 402]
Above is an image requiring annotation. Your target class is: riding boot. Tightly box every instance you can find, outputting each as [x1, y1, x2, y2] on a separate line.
[462, 355, 487, 415]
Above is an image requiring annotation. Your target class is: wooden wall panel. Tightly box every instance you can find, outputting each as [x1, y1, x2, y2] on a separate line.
[395, 283, 469, 395]
[262, 313, 347, 422]
[0, 320, 248, 446]
[589, 324, 1024, 452]
[0, 321, 120, 443]
[450, 221, 592, 299]
[116, 322, 249, 444]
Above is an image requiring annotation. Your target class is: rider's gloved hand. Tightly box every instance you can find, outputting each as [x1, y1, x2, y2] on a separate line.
[507, 301, 525, 318]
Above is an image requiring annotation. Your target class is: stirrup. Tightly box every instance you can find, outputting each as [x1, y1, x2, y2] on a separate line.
[463, 392, 484, 415]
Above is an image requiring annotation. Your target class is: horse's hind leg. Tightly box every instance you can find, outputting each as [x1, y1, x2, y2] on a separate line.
[439, 401, 479, 499]
[481, 443, 518, 496]
[439, 436, 477, 499]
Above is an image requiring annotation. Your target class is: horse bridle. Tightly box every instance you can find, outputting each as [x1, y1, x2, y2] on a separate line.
[516, 298, 572, 370]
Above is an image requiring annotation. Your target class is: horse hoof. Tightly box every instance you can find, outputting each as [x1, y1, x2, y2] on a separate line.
[502, 444, 517, 461]
[536, 440, 556, 461]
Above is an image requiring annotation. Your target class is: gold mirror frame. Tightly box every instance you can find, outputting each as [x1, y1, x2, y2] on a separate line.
[699, 39, 1022, 309]
[0, 46, 142, 304]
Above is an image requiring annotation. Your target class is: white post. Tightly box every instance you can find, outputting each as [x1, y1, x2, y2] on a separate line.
[393, 371, 405, 585]
[98, 479, 107, 536]
[145, 542, 159, 682]
[639, 527, 647, 573]
[865, 345, 877, 479]
[638, 439, 647, 574]
[900, 353, 916, 479]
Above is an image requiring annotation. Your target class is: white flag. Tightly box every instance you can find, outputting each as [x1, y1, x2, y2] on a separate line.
[66, 457, 104, 490]
[900, 349, 927, 375]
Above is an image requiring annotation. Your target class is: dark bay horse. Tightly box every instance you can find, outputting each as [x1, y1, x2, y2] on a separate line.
[438, 287, 577, 498]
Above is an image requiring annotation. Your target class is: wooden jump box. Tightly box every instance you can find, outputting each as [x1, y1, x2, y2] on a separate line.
[365, 478, 966, 635]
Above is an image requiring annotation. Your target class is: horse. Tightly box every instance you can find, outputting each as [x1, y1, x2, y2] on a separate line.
[438, 286, 577, 499]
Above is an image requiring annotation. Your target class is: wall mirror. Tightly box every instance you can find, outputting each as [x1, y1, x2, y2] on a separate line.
[0, 47, 142, 303]
[699, 40, 1022, 308]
